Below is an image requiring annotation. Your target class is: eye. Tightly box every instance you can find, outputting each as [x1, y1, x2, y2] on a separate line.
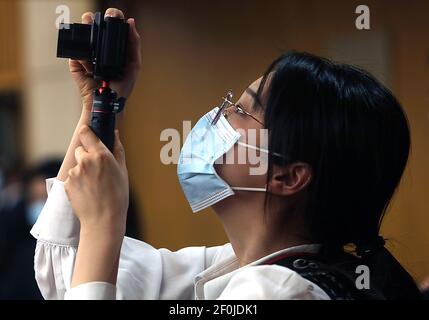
[235, 104, 246, 115]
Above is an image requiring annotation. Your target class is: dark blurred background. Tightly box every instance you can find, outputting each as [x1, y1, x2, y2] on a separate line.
[0, 0, 428, 299]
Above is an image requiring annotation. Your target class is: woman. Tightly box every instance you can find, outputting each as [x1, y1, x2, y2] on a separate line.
[31, 8, 422, 299]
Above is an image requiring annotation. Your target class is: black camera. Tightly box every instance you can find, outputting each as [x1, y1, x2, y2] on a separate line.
[57, 12, 129, 80]
[56, 11, 130, 152]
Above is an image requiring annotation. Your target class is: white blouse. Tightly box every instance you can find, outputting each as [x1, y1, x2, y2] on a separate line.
[30, 178, 330, 300]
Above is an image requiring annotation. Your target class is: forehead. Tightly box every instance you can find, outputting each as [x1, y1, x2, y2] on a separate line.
[237, 77, 264, 109]
[249, 77, 262, 91]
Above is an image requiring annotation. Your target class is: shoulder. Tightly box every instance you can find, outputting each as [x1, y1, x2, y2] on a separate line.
[218, 264, 330, 300]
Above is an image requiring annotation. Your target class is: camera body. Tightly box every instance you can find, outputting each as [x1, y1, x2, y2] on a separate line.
[57, 12, 129, 80]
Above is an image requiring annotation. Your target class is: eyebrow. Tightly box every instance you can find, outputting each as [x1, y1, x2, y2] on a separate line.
[245, 88, 258, 99]
[245, 88, 263, 109]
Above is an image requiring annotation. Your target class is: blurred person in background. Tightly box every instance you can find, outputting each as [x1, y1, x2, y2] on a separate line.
[0, 163, 23, 214]
[0, 159, 61, 299]
[30, 8, 423, 300]
[0, 157, 141, 300]
[0, 162, 24, 292]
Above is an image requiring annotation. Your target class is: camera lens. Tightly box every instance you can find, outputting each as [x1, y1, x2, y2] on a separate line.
[57, 23, 92, 60]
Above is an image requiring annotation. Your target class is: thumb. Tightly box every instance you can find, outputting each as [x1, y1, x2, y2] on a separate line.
[126, 18, 142, 66]
[113, 129, 126, 168]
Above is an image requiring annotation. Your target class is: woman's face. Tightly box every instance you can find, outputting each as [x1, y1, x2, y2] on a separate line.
[214, 77, 268, 193]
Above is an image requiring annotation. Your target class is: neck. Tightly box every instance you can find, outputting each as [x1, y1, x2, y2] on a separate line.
[213, 193, 310, 267]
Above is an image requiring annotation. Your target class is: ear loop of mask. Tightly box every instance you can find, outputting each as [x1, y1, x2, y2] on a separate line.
[232, 186, 267, 192]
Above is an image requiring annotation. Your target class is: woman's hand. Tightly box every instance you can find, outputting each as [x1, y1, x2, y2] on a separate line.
[65, 125, 129, 287]
[70, 8, 142, 110]
[64, 125, 129, 235]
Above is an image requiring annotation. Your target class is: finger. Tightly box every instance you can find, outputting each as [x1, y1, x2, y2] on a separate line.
[113, 130, 126, 168]
[79, 60, 93, 74]
[82, 11, 94, 24]
[74, 145, 88, 165]
[78, 125, 106, 153]
[68, 168, 74, 178]
[126, 18, 142, 66]
[69, 59, 84, 72]
[69, 59, 93, 75]
[77, 12, 94, 73]
[68, 166, 80, 179]
[64, 176, 72, 198]
[127, 18, 141, 45]
[105, 8, 124, 19]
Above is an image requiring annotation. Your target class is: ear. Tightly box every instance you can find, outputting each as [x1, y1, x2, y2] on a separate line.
[267, 163, 312, 197]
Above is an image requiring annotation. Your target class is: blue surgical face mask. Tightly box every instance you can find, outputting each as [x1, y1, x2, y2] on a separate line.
[177, 107, 267, 213]
[26, 200, 45, 225]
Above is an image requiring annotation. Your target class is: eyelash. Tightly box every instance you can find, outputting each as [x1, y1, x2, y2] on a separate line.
[235, 104, 247, 115]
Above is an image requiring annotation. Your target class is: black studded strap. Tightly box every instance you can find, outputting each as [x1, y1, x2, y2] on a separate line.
[266, 252, 385, 300]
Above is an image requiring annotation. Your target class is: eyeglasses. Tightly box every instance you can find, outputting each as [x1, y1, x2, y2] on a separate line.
[211, 90, 264, 126]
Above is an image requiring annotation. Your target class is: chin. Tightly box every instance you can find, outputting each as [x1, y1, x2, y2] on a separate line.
[210, 202, 223, 215]
[210, 195, 238, 216]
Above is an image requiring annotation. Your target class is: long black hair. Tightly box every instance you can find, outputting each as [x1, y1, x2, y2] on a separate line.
[256, 51, 422, 299]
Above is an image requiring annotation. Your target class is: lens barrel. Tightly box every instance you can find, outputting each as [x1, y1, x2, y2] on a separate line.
[57, 23, 92, 60]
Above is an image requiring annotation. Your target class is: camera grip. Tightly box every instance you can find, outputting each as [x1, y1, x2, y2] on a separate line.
[90, 87, 117, 152]
[90, 111, 116, 152]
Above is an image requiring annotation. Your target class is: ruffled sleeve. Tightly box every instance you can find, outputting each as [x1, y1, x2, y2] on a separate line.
[31, 178, 221, 300]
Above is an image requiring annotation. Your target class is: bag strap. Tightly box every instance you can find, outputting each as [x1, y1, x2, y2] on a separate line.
[265, 252, 385, 300]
